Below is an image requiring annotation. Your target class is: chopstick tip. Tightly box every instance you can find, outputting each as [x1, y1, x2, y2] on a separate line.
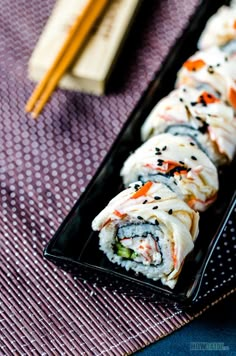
[25, 100, 34, 113]
[31, 111, 39, 119]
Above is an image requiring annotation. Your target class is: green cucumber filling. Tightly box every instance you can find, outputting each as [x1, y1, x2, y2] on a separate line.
[115, 242, 138, 259]
[114, 223, 162, 265]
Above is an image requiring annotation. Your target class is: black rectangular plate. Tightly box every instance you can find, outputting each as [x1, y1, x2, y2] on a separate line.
[44, 0, 235, 306]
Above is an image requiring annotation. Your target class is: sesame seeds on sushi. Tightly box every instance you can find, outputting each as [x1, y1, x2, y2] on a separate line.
[92, 181, 199, 289]
[141, 86, 236, 166]
[121, 133, 219, 212]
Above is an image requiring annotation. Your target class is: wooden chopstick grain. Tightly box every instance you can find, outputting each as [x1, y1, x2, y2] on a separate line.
[25, 0, 93, 114]
[25, 0, 108, 118]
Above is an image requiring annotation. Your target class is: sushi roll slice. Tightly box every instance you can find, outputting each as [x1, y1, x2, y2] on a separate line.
[176, 47, 236, 110]
[92, 181, 199, 289]
[141, 86, 236, 166]
[121, 133, 219, 212]
[198, 6, 236, 56]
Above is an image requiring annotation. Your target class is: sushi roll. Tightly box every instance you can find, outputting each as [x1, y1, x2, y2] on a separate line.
[141, 86, 236, 166]
[121, 133, 219, 212]
[198, 6, 236, 56]
[92, 181, 199, 289]
[176, 47, 236, 110]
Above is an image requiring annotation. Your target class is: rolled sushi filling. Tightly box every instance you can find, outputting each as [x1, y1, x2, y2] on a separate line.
[220, 39, 236, 55]
[137, 162, 191, 194]
[165, 124, 208, 153]
[115, 222, 162, 266]
[195, 83, 221, 99]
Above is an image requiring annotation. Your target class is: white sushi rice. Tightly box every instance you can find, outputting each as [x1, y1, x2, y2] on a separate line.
[92, 182, 198, 289]
[98, 214, 192, 289]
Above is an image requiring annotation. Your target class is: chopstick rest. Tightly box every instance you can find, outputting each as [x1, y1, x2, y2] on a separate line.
[28, 0, 140, 98]
[26, 0, 109, 118]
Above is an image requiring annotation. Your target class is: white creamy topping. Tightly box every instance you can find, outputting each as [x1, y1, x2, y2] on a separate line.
[141, 86, 236, 165]
[176, 47, 236, 109]
[198, 6, 236, 50]
[92, 182, 199, 287]
[121, 134, 218, 211]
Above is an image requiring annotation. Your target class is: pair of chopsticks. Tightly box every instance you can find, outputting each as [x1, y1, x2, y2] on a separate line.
[25, 0, 108, 118]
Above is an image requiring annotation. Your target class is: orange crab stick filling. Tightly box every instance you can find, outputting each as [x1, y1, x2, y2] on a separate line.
[145, 160, 187, 174]
[183, 59, 206, 71]
[198, 91, 220, 104]
[229, 87, 236, 109]
[113, 210, 127, 219]
[131, 181, 153, 199]
[164, 160, 183, 171]
[188, 194, 217, 209]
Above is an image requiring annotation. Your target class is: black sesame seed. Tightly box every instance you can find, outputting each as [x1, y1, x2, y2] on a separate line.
[182, 87, 187, 92]
[198, 121, 209, 134]
[187, 168, 191, 172]
[155, 147, 160, 151]
[207, 66, 214, 74]
[190, 101, 197, 106]
[142, 200, 148, 204]
[152, 206, 158, 210]
[154, 196, 161, 200]
[195, 116, 201, 121]
[155, 219, 159, 225]
[162, 146, 167, 151]
[168, 209, 173, 215]
[190, 142, 195, 146]
[137, 216, 143, 220]
[134, 184, 140, 191]
[155, 152, 162, 155]
[179, 97, 183, 102]
[199, 96, 207, 106]
[179, 161, 184, 165]
[175, 166, 181, 172]
[191, 156, 197, 160]
[216, 63, 220, 67]
[225, 56, 228, 62]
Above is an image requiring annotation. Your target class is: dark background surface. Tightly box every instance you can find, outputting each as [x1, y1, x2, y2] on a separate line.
[137, 293, 236, 355]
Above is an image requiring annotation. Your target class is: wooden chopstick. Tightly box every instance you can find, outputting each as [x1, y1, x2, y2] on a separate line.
[25, 0, 108, 118]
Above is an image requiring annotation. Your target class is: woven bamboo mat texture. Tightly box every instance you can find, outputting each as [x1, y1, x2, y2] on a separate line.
[0, 0, 235, 355]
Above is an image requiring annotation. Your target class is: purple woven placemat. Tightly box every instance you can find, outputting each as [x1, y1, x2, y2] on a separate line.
[0, 0, 235, 354]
